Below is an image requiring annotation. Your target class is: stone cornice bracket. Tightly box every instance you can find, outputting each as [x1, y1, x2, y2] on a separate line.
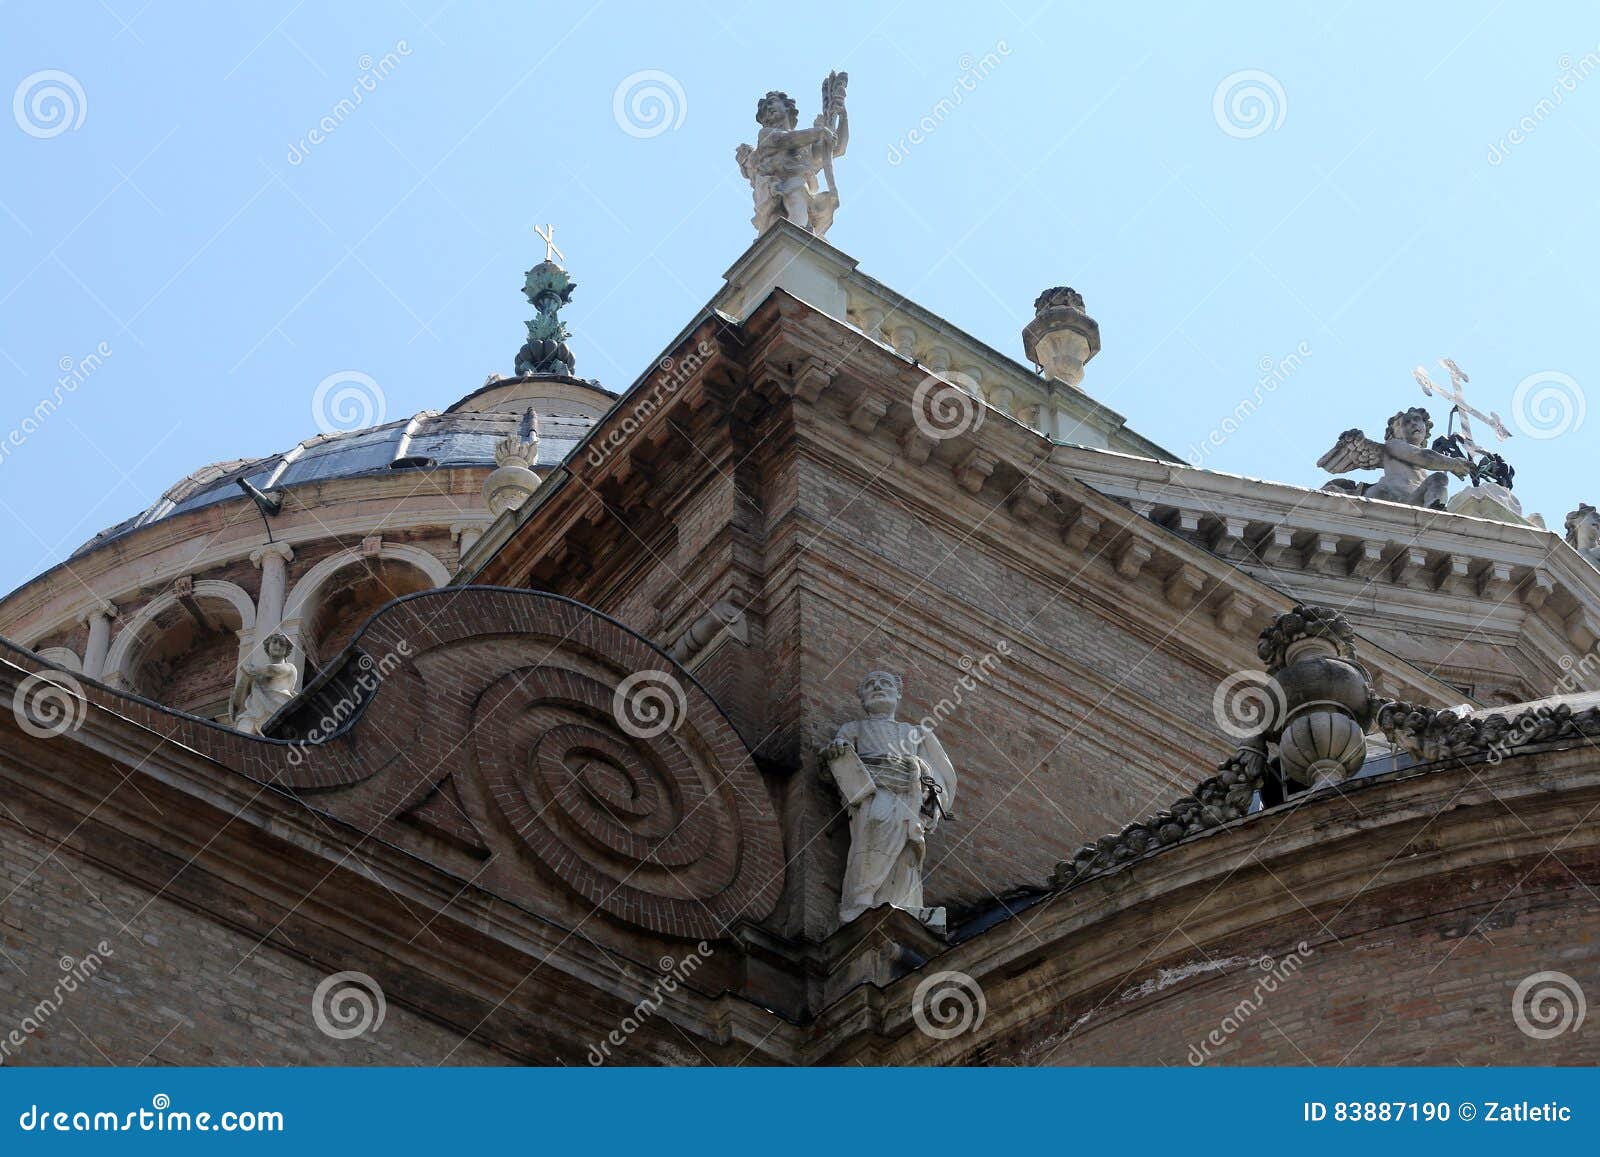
[1163, 565, 1205, 610]
[900, 426, 938, 466]
[789, 358, 836, 404]
[1114, 539, 1153, 581]
[953, 448, 997, 494]
[1008, 482, 1050, 526]
[847, 393, 889, 435]
[1205, 513, 1247, 555]
[1520, 569, 1555, 610]
[667, 600, 751, 665]
[248, 541, 294, 567]
[1477, 561, 1514, 600]
[1433, 553, 1471, 594]
[1302, 533, 1341, 575]
[1254, 526, 1295, 568]
[1390, 546, 1429, 588]
[1215, 592, 1257, 636]
[1349, 539, 1387, 580]
[1063, 508, 1102, 553]
[1565, 609, 1600, 652]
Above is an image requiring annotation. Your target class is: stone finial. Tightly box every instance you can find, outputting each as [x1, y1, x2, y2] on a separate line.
[483, 407, 541, 516]
[1022, 287, 1100, 388]
[1254, 604, 1376, 789]
[1565, 504, 1600, 569]
[515, 229, 576, 376]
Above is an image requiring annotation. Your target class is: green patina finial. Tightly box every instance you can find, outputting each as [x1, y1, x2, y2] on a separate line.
[515, 224, 576, 377]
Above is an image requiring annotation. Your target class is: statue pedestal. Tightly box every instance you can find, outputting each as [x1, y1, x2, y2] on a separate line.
[1447, 482, 1532, 526]
[716, 220, 854, 324]
[728, 904, 950, 1031]
[813, 905, 950, 1030]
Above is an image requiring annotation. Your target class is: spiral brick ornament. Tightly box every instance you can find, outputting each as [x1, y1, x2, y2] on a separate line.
[473, 661, 782, 939]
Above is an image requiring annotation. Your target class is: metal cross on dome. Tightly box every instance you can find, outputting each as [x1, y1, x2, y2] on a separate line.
[534, 223, 564, 265]
[1412, 357, 1511, 456]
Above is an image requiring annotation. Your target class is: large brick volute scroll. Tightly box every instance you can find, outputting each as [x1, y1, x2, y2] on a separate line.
[2, 588, 785, 940]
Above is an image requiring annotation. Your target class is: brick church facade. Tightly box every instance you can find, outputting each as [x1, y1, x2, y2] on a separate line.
[3, 222, 1598, 1065]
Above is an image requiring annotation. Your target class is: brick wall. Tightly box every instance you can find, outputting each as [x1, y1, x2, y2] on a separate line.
[996, 848, 1600, 1066]
[0, 822, 503, 1066]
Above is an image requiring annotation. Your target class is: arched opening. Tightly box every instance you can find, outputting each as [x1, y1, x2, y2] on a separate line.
[122, 595, 251, 720]
[298, 556, 437, 674]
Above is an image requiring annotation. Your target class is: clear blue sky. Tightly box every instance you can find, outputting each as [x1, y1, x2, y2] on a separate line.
[3, 2, 1597, 600]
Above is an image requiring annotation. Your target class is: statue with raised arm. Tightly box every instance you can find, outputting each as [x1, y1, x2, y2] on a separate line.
[1567, 504, 1600, 569]
[1317, 406, 1470, 509]
[819, 670, 956, 933]
[736, 72, 848, 238]
[231, 632, 299, 735]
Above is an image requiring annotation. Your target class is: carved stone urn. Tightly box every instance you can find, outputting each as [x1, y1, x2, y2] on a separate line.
[1257, 604, 1376, 789]
[1022, 287, 1100, 388]
[483, 407, 541, 517]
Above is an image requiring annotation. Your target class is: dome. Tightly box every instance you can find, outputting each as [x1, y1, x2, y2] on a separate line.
[73, 407, 587, 557]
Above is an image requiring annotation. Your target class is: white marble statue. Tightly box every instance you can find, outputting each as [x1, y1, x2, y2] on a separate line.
[1567, 504, 1600, 569]
[736, 72, 848, 238]
[1317, 406, 1470, 509]
[231, 632, 299, 736]
[820, 670, 957, 933]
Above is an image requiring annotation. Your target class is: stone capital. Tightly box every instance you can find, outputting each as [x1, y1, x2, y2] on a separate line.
[249, 541, 294, 567]
[79, 600, 117, 627]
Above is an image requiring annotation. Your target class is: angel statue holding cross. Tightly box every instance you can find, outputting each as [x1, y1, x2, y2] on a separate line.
[1318, 359, 1519, 510]
[736, 71, 849, 238]
[1317, 406, 1471, 509]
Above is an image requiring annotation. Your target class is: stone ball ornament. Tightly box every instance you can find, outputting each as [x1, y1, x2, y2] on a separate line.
[1257, 603, 1378, 789]
[1275, 707, 1368, 787]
